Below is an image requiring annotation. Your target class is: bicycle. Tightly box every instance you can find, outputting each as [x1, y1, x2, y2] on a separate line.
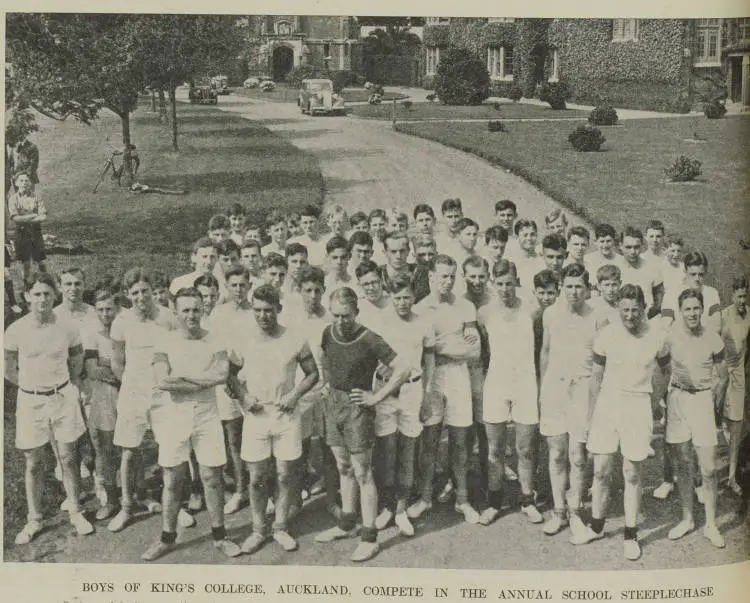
[92, 145, 140, 193]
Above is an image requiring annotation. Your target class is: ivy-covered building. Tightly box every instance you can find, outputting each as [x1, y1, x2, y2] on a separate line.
[244, 16, 362, 82]
[422, 18, 750, 112]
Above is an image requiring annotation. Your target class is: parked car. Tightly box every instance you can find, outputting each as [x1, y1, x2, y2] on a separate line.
[298, 79, 346, 115]
[189, 85, 218, 105]
[259, 80, 276, 92]
[243, 77, 260, 88]
[211, 75, 230, 94]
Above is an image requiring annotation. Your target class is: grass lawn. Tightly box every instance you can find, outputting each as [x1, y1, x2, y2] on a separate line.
[3, 97, 323, 552]
[353, 101, 590, 121]
[395, 115, 750, 299]
[231, 85, 407, 105]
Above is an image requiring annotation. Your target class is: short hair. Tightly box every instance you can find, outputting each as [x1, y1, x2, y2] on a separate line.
[463, 255, 489, 274]
[329, 286, 359, 310]
[224, 265, 250, 281]
[492, 259, 518, 280]
[208, 214, 230, 231]
[383, 230, 410, 249]
[350, 211, 369, 227]
[266, 209, 287, 228]
[594, 223, 617, 240]
[541, 233, 567, 252]
[325, 204, 348, 222]
[326, 235, 350, 255]
[485, 225, 509, 244]
[355, 260, 380, 280]
[228, 203, 246, 217]
[684, 251, 709, 270]
[348, 231, 373, 250]
[665, 233, 684, 247]
[300, 204, 321, 219]
[560, 262, 590, 287]
[252, 283, 281, 307]
[514, 218, 537, 236]
[618, 284, 646, 308]
[122, 268, 153, 291]
[263, 252, 288, 270]
[494, 199, 517, 214]
[731, 276, 749, 292]
[173, 286, 203, 306]
[533, 269, 559, 290]
[192, 236, 216, 254]
[645, 219, 665, 234]
[286, 212, 301, 227]
[413, 204, 435, 220]
[457, 217, 479, 233]
[387, 275, 414, 295]
[193, 274, 220, 290]
[58, 266, 85, 281]
[92, 285, 118, 305]
[241, 239, 262, 253]
[368, 208, 387, 223]
[285, 242, 308, 258]
[429, 254, 457, 272]
[27, 271, 58, 292]
[215, 238, 240, 257]
[621, 226, 644, 243]
[413, 234, 436, 249]
[678, 287, 704, 309]
[567, 226, 590, 242]
[596, 264, 621, 284]
[297, 265, 325, 288]
[389, 209, 409, 225]
[441, 198, 463, 214]
[151, 271, 170, 290]
[545, 208, 568, 226]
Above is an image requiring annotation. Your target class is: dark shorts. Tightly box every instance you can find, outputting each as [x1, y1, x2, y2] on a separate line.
[324, 388, 375, 454]
[15, 224, 46, 263]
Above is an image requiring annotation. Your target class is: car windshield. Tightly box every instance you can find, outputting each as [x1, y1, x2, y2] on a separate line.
[308, 82, 331, 92]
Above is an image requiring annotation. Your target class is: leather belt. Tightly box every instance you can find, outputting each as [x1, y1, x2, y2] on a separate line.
[671, 383, 710, 394]
[20, 380, 70, 396]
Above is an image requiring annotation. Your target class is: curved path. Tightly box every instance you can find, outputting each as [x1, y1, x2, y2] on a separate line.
[214, 94, 586, 230]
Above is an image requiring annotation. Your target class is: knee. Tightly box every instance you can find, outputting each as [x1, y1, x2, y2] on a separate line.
[249, 470, 268, 491]
[276, 466, 294, 488]
[336, 459, 353, 478]
[516, 439, 533, 461]
[25, 453, 44, 475]
[700, 463, 716, 481]
[593, 464, 610, 483]
[549, 445, 566, 466]
[200, 467, 221, 490]
[487, 441, 504, 465]
[569, 448, 586, 470]
[352, 463, 373, 485]
[57, 446, 77, 466]
[622, 464, 640, 486]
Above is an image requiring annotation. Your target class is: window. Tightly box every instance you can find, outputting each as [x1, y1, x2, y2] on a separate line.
[487, 46, 514, 80]
[276, 20, 291, 36]
[612, 19, 639, 42]
[739, 18, 750, 41]
[548, 48, 560, 82]
[426, 47, 440, 75]
[694, 19, 722, 65]
[488, 18, 515, 23]
[323, 43, 331, 57]
[425, 17, 450, 25]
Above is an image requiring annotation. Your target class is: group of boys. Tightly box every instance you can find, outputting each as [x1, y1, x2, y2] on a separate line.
[5, 198, 748, 564]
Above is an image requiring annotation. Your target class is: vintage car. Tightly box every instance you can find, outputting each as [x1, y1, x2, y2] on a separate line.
[298, 79, 346, 115]
[188, 84, 218, 105]
[211, 75, 230, 94]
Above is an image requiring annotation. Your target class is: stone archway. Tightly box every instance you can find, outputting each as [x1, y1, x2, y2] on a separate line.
[272, 45, 295, 81]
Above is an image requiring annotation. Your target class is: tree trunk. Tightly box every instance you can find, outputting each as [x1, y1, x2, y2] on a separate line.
[151, 89, 157, 112]
[168, 85, 178, 151]
[119, 111, 134, 187]
[159, 89, 168, 123]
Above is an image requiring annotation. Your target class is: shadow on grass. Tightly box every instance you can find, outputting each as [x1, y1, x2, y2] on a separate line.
[147, 170, 323, 195]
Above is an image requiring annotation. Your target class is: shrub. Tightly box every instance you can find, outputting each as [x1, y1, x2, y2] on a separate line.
[703, 100, 727, 119]
[588, 105, 618, 126]
[331, 70, 358, 93]
[664, 155, 702, 182]
[488, 120, 506, 133]
[426, 93, 437, 102]
[434, 47, 490, 106]
[401, 100, 413, 111]
[288, 65, 322, 87]
[568, 125, 605, 152]
[538, 82, 570, 110]
[508, 86, 523, 102]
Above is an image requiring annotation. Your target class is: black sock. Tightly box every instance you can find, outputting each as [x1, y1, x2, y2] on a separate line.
[161, 530, 177, 544]
[590, 517, 605, 534]
[623, 526, 638, 541]
[211, 526, 226, 542]
[519, 492, 535, 508]
[488, 489, 503, 509]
